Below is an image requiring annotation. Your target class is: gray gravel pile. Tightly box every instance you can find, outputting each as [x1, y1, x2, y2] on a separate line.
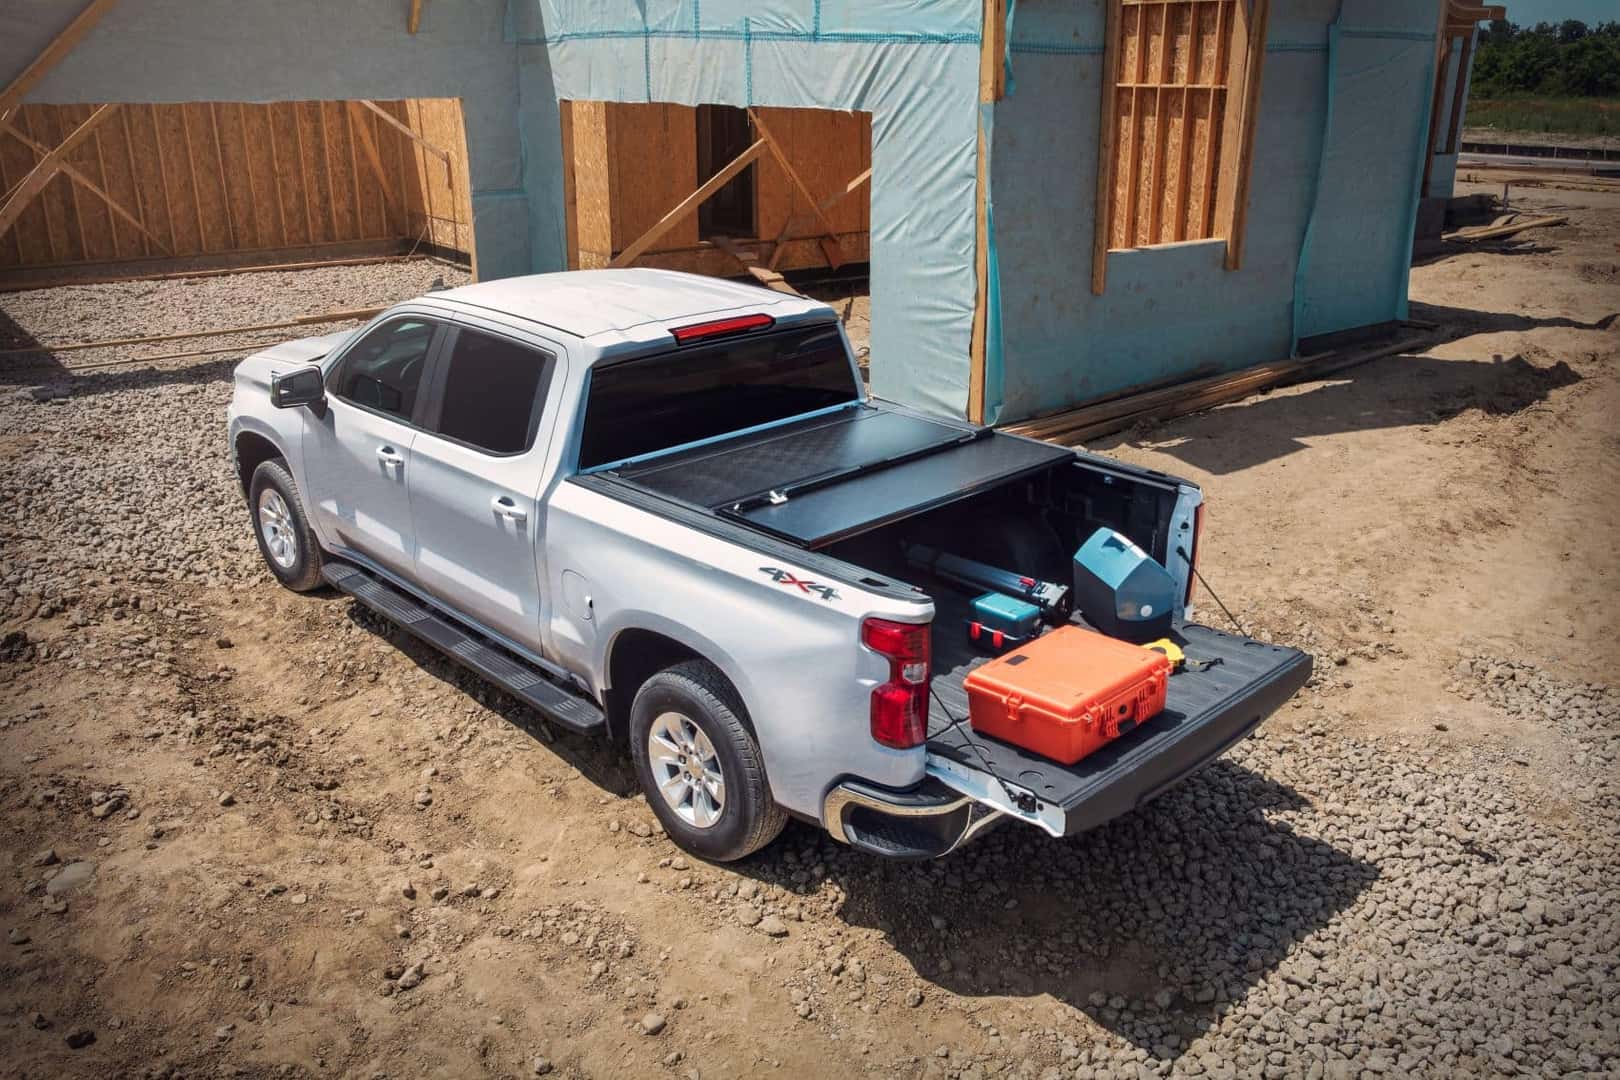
[747, 722, 1618, 1077]
[3, 263, 1618, 1076]
[0, 262, 467, 621]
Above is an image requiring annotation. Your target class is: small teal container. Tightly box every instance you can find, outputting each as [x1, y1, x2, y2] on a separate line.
[1072, 527, 1176, 642]
[967, 591, 1042, 651]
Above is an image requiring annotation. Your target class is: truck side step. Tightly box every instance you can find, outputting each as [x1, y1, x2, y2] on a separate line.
[322, 562, 606, 736]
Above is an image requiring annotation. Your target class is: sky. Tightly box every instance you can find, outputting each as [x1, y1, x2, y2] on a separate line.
[1502, 0, 1616, 26]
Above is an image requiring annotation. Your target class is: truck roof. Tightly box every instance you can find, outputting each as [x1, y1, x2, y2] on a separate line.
[431, 268, 825, 342]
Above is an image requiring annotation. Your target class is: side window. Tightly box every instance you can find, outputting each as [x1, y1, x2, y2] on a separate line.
[432, 329, 553, 455]
[332, 318, 436, 422]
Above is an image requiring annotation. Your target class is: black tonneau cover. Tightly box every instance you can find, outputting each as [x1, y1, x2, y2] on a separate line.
[928, 621, 1312, 835]
[608, 404, 1073, 548]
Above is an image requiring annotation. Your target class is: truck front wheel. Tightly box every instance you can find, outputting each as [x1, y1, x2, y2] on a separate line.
[248, 458, 324, 593]
[629, 660, 786, 862]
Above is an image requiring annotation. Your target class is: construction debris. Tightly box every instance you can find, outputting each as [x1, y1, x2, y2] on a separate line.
[1007, 325, 1441, 445]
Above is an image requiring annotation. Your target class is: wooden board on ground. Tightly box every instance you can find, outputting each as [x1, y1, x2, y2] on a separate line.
[1006, 325, 1441, 445]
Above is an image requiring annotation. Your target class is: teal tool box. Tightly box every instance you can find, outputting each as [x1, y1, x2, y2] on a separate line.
[967, 592, 1043, 652]
[1072, 527, 1177, 642]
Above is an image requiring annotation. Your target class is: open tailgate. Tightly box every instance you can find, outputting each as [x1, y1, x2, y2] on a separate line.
[925, 624, 1312, 836]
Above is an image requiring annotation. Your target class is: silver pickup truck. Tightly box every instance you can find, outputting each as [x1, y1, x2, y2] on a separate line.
[227, 269, 1310, 862]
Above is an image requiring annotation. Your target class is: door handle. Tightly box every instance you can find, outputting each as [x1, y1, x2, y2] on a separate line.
[376, 445, 404, 470]
[491, 495, 527, 522]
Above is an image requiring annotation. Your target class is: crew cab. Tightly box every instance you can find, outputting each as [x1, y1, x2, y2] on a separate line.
[226, 269, 1310, 861]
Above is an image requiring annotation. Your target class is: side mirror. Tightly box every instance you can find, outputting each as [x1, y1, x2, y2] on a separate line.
[271, 365, 326, 412]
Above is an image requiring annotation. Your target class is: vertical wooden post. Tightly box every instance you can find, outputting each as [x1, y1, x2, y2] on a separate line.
[559, 101, 580, 270]
[969, 0, 1008, 424]
[1219, 0, 1269, 270]
[1092, 0, 1123, 294]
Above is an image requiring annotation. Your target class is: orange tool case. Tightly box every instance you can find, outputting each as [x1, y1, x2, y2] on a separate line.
[963, 625, 1172, 765]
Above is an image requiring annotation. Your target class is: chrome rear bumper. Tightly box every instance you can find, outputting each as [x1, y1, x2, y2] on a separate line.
[822, 777, 1003, 859]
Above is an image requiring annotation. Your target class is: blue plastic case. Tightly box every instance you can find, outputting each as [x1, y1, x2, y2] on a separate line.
[967, 591, 1043, 651]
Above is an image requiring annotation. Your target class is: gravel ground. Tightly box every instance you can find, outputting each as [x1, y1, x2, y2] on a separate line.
[2, 255, 1618, 1077]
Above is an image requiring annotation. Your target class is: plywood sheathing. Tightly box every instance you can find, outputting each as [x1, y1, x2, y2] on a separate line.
[607, 103, 699, 255]
[562, 101, 870, 272]
[0, 98, 471, 272]
[752, 107, 870, 246]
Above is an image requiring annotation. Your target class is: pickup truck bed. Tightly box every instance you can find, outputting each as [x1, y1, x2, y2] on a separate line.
[610, 405, 1072, 548]
[926, 594, 1312, 835]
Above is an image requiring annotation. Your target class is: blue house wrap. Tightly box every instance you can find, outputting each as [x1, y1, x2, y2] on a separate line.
[3, 0, 1453, 424]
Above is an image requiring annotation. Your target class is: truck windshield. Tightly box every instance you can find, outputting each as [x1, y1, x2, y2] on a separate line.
[578, 323, 859, 469]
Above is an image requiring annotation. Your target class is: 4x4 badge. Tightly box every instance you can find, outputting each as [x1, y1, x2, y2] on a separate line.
[759, 567, 838, 602]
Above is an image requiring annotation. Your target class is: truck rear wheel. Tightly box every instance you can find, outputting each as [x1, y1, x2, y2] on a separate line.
[249, 458, 324, 593]
[629, 660, 786, 862]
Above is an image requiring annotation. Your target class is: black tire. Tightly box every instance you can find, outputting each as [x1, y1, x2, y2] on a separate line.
[629, 659, 786, 862]
[248, 458, 324, 592]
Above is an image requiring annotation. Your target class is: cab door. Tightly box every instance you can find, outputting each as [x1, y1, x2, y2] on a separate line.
[301, 315, 445, 579]
[406, 318, 564, 651]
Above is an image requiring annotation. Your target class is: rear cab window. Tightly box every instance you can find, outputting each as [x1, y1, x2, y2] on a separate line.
[578, 322, 858, 470]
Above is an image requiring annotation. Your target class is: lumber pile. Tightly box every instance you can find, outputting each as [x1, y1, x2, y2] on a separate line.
[1006, 324, 1440, 446]
[1446, 215, 1567, 243]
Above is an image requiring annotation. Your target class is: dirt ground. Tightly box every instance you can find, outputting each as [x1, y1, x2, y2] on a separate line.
[2, 182, 1617, 1079]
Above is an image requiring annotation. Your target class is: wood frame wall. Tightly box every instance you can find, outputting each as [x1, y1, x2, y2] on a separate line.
[1091, 0, 1269, 294]
[559, 100, 872, 277]
[0, 98, 473, 275]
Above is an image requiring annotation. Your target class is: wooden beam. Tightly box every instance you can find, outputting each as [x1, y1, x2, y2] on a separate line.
[408, 0, 424, 34]
[766, 166, 870, 271]
[1421, 33, 1455, 198]
[0, 103, 117, 239]
[346, 100, 398, 217]
[559, 101, 580, 270]
[1092, 0, 1123, 294]
[746, 109, 846, 269]
[1443, 33, 1474, 156]
[981, 0, 1009, 104]
[358, 99, 450, 163]
[0, 305, 388, 355]
[609, 138, 766, 268]
[0, 0, 121, 119]
[1220, 0, 1269, 271]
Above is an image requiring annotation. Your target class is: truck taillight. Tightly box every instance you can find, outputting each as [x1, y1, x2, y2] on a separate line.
[1185, 503, 1205, 606]
[862, 617, 930, 750]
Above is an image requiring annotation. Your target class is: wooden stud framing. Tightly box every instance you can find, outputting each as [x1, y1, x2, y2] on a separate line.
[1443, 32, 1474, 156]
[346, 100, 397, 219]
[148, 105, 177, 252]
[746, 109, 847, 268]
[235, 104, 262, 248]
[359, 99, 451, 162]
[766, 166, 870, 271]
[609, 138, 767, 268]
[0, 97, 455, 276]
[0, 0, 121, 118]
[559, 101, 580, 271]
[1092, 0, 1124, 294]
[263, 104, 289, 247]
[1216, 0, 1267, 270]
[0, 103, 116, 239]
[1095, 0, 1266, 282]
[970, 0, 1009, 423]
[208, 103, 237, 249]
[408, 0, 425, 34]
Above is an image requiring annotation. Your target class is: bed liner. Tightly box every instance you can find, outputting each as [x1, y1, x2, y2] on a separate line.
[926, 591, 1311, 835]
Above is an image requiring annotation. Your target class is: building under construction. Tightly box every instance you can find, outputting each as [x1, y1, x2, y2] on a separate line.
[2, 0, 1500, 423]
